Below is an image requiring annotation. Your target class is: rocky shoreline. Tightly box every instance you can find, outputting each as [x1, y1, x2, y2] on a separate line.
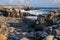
[0, 7, 60, 40]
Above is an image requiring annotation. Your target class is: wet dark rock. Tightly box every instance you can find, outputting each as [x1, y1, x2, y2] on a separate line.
[35, 25, 44, 31]
[38, 31, 48, 38]
[36, 31, 48, 40]
[55, 18, 60, 24]
[37, 31, 48, 37]
[0, 10, 8, 17]
[25, 31, 36, 38]
[23, 18, 36, 27]
[8, 33, 24, 40]
[23, 12, 36, 16]
[48, 25, 58, 30]
[9, 22, 34, 32]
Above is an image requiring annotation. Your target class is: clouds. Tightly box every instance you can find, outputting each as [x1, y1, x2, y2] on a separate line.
[54, 0, 60, 3]
[8, 0, 31, 5]
[0, 0, 29, 5]
[9, 0, 13, 4]
[18, 0, 32, 5]
[0, 0, 60, 7]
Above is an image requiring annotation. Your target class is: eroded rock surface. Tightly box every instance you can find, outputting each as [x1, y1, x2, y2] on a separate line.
[0, 16, 35, 40]
[0, 10, 60, 40]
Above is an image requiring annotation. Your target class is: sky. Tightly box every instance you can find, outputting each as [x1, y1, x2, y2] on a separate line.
[0, 0, 60, 7]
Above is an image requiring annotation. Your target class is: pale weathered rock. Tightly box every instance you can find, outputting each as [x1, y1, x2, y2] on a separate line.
[0, 22, 9, 40]
[46, 35, 54, 40]
[55, 29, 60, 36]
[50, 13, 60, 23]
[20, 37, 29, 40]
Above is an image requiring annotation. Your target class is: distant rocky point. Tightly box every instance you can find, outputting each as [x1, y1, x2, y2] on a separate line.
[0, 6, 36, 10]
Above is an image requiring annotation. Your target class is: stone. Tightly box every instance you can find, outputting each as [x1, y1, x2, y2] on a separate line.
[46, 35, 54, 40]
[55, 29, 60, 36]
[0, 22, 9, 40]
[20, 37, 29, 40]
[25, 31, 35, 38]
[50, 13, 60, 23]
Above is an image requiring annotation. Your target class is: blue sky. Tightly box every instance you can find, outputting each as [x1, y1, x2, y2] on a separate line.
[0, 0, 60, 7]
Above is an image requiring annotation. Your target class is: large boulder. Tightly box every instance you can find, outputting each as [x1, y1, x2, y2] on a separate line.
[36, 16, 46, 25]
[20, 37, 29, 40]
[55, 29, 60, 36]
[7, 8, 23, 18]
[46, 35, 54, 40]
[50, 13, 60, 24]
[36, 14, 53, 26]
[36, 31, 48, 40]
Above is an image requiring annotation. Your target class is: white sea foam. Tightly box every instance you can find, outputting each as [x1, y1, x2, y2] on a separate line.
[25, 16, 37, 20]
[20, 9, 48, 19]
[20, 9, 48, 15]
